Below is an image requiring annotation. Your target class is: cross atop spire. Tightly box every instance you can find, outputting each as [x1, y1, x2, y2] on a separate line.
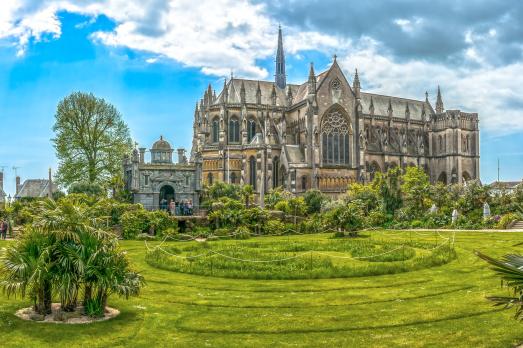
[275, 24, 286, 89]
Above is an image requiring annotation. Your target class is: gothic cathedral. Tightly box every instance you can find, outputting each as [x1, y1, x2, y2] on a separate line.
[191, 26, 480, 199]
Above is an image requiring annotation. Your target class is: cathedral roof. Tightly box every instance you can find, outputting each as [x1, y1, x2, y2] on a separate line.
[214, 79, 300, 106]
[152, 136, 172, 150]
[360, 93, 434, 121]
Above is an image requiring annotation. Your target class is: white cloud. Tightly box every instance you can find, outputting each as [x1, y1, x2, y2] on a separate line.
[0, 0, 522, 134]
[337, 38, 523, 134]
[393, 17, 423, 34]
[0, 0, 343, 79]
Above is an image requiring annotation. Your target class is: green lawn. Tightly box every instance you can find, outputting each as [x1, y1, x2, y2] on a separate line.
[1, 231, 523, 347]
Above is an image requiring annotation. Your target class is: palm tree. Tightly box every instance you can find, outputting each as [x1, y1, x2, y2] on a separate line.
[32, 198, 106, 312]
[241, 185, 254, 208]
[0, 227, 53, 315]
[1, 196, 144, 318]
[475, 251, 523, 320]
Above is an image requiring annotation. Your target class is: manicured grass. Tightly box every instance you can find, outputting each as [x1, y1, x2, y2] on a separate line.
[1, 231, 523, 347]
[145, 236, 455, 279]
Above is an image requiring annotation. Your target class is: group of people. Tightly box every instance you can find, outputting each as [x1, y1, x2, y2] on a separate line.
[160, 198, 193, 216]
[0, 218, 9, 240]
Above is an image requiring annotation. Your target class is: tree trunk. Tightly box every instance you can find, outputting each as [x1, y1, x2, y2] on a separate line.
[84, 284, 92, 306]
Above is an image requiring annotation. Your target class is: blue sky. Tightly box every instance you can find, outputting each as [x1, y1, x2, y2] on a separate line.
[1, 1, 522, 195]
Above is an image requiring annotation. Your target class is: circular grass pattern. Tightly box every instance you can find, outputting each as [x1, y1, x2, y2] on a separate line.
[145, 234, 456, 279]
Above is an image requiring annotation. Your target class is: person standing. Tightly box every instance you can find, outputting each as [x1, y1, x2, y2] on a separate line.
[169, 199, 175, 216]
[0, 218, 7, 240]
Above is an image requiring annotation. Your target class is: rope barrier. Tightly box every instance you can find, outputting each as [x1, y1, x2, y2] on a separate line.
[145, 223, 457, 264]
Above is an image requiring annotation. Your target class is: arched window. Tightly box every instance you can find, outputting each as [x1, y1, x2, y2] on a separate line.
[230, 172, 237, 184]
[272, 156, 280, 188]
[301, 176, 307, 190]
[321, 110, 350, 165]
[249, 156, 257, 190]
[228, 117, 239, 143]
[207, 172, 213, 185]
[212, 118, 220, 143]
[247, 119, 256, 142]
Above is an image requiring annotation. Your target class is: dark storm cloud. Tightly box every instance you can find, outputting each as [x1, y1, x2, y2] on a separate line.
[260, 0, 523, 65]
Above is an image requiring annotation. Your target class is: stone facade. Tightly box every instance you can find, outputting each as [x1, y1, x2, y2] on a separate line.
[190, 27, 480, 200]
[123, 137, 201, 210]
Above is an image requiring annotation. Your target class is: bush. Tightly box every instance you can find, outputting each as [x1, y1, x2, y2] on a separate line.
[121, 210, 150, 239]
[365, 210, 388, 227]
[497, 212, 521, 229]
[234, 226, 251, 239]
[303, 189, 326, 214]
[136, 233, 157, 241]
[68, 182, 105, 196]
[410, 220, 423, 228]
[274, 200, 290, 214]
[299, 218, 323, 234]
[214, 228, 231, 237]
[265, 219, 285, 235]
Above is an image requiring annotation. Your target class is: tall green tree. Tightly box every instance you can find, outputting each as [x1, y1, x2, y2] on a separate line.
[53, 92, 133, 188]
[401, 166, 431, 215]
[373, 167, 402, 215]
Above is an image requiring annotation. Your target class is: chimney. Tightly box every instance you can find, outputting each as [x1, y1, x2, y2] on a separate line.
[16, 176, 20, 195]
[139, 148, 146, 164]
[177, 148, 187, 164]
[48, 168, 53, 199]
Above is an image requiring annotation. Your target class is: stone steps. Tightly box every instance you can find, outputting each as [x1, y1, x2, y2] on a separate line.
[510, 221, 523, 230]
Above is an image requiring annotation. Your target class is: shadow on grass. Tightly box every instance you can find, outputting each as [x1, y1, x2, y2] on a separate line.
[164, 285, 474, 309]
[174, 308, 504, 335]
[145, 278, 432, 293]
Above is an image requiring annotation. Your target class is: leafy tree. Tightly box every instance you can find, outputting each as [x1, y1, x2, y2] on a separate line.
[68, 182, 105, 196]
[303, 189, 326, 214]
[401, 166, 431, 215]
[323, 200, 364, 236]
[207, 182, 241, 201]
[373, 167, 402, 215]
[265, 187, 292, 209]
[53, 92, 133, 188]
[347, 182, 379, 214]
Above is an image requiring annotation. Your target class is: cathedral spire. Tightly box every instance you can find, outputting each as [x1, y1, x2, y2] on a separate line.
[353, 68, 361, 99]
[308, 62, 316, 94]
[222, 78, 228, 104]
[271, 83, 277, 105]
[387, 98, 393, 117]
[256, 81, 262, 104]
[275, 24, 286, 89]
[240, 80, 246, 104]
[369, 96, 375, 115]
[436, 85, 444, 113]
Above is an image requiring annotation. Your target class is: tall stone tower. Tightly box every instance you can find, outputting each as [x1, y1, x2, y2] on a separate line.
[275, 25, 286, 89]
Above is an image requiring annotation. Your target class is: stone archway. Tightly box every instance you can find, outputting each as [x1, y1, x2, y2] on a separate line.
[159, 184, 175, 210]
[437, 172, 447, 185]
[462, 171, 471, 182]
